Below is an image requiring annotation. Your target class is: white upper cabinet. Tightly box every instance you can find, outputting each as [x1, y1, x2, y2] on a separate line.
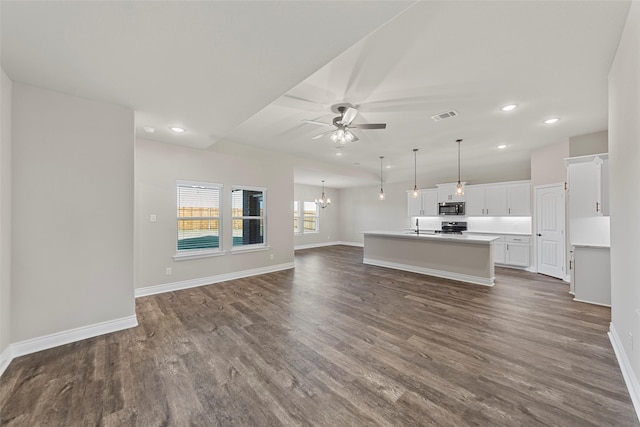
[507, 182, 531, 216]
[437, 183, 465, 202]
[407, 189, 438, 216]
[566, 154, 609, 217]
[465, 181, 530, 216]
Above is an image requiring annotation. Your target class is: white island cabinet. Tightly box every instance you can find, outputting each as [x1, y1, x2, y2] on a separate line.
[363, 231, 499, 286]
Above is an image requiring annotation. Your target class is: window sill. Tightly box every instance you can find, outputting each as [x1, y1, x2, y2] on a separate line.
[230, 245, 270, 254]
[173, 249, 226, 261]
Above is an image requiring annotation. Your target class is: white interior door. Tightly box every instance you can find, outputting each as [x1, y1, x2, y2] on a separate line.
[536, 184, 566, 279]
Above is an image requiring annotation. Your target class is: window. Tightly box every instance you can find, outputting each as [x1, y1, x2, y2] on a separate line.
[302, 201, 319, 233]
[293, 201, 319, 234]
[176, 180, 222, 257]
[232, 186, 266, 248]
[293, 201, 300, 234]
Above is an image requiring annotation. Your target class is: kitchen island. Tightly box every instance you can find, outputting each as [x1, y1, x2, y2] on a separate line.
[363, 231, 499, 286]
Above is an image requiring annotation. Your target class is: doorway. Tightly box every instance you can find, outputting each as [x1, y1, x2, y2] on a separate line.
[535, 183, 566, 280]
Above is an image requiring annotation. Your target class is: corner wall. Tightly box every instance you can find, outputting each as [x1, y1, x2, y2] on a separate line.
[11, 83, 136, 343]
[0, 69, 12, 369]
[135, 138, 294, 292]
[339, 181, 415, 245]
[608, 0, 640, 417]
[294, 183, 340, 248]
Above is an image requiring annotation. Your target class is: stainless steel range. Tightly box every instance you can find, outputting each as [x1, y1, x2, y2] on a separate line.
[435, 221, 467, 235]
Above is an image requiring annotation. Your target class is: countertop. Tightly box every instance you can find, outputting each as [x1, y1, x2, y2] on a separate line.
[364, 230, 500, 244]
[403, 229, 531, 237]
[572, 243, 611, 249]
[463, 231, 532, 236]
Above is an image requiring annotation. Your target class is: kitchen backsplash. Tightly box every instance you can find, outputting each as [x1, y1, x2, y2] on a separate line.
[415, 216, 532, 235]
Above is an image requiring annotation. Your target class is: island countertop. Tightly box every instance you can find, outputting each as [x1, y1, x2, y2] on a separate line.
[363, 230, 500, 244]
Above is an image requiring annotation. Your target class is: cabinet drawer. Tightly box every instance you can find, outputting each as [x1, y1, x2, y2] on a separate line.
[506, 235, 530, 244]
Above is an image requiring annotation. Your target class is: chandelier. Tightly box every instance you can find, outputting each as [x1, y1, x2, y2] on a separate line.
[315, 180, 331, 208]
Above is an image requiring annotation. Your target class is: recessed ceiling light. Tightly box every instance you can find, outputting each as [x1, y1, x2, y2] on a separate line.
[336, 151, 343, 157]
[386, 165, 392, 169]
[501, 104, 518, 112]
[170, 126, 186, 133]
[143, 126, 155, 133]
[497, 144, 507, 149]
[544, 118, 559, 124]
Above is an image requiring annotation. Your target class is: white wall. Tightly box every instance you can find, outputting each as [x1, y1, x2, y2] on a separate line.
[530, 139, 570, 188]
[339, 181, 416, 245]
[135, 138, 294, 289]
[11, 83, 135, 342]
[0, 69, 12, 358]
[294, 183, 340, 248]
[569, 130, 608, 157]
[609, 0, 640, 412]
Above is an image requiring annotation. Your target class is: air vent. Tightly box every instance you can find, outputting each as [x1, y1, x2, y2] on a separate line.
[431, 110, 459, 122]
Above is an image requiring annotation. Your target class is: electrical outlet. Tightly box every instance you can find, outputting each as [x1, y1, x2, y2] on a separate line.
[150, 214, 157, 223]
[165, 267, 172, 275]
[629, 332, 633, 352]
[269, 254, 274, 260]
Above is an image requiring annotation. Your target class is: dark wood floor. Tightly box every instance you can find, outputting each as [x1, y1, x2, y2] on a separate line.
[1, 245, 637, 426]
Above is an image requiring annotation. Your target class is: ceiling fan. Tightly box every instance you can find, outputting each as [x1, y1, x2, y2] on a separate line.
[302, 105, 387, 144]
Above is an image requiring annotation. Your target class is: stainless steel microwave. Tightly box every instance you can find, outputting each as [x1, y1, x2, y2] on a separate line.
[438, 201, 465, 216]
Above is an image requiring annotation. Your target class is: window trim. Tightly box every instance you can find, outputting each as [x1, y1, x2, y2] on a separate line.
[175, 179, 224, 260]
[293, 200, 301, 235]
[302, 200, 320, 234]
[231, 185, 267, 251]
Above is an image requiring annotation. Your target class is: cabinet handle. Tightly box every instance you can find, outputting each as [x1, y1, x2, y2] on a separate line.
[569, 260, 573, 270]
[506, 244, 509, 250]
[509, 208, 511, 214]
[596, 202, 600, 212]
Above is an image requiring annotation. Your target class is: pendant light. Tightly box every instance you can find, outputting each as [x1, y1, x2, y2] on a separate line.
[315, 180, 331, 209]
[412, 148, 419, 198]
[455, 138, 464, 196]
[378, 156, 385, 200]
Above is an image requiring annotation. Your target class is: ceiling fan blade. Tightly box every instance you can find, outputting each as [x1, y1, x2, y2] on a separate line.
[352, 123, 387, 130]
[312, 129, 334, 140]
[302, 119, 333, 127]
[341, 107, 359, 126]
[351, 134, 359, 142]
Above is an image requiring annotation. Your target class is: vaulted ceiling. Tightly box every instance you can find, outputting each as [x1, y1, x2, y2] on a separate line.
[1, 1, 630, 188]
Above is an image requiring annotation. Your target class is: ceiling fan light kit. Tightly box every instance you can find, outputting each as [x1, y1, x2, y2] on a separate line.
[303, 104, 386, 144]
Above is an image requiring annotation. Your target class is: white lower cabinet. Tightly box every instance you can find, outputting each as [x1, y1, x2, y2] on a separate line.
[504, 236, 531, 267]
[572, 245, 611, 306]
[493, 238, 506, 264]
[489, 235, 531, 267]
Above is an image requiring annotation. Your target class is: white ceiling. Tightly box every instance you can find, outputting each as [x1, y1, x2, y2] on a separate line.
[1, 1, 631, 189]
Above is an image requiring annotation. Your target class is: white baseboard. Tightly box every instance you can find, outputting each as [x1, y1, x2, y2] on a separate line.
[0, 345, 13, 378]
[135, 262, 295, 298]
[337, 241, 364, 247]
[294, 241, 341, 250]
[609, 323, 640, 422]
[1, 315, 138, 378]
[573, 297, 611, 307]
[363, 257, 494, 287]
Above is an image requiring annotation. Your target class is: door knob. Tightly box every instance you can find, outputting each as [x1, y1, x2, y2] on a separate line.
[537, 233, 542, 236]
